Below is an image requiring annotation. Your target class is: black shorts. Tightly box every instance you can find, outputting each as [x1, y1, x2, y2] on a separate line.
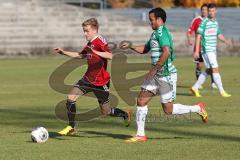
[74, 79, 110, 105]
[195, 52, 204, 63]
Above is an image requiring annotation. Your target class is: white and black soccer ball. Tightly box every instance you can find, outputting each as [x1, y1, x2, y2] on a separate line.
[31, 127, 49, 143]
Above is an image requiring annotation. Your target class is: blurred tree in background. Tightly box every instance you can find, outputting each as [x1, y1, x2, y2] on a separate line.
[182, 0, 239, 7]
[107, 0, 135, 8]
[151, 0, 174, 8]
[108, 0, 239, 8]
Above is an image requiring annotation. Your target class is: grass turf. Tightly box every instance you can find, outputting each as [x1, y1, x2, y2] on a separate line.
[0, 56, 239, 160]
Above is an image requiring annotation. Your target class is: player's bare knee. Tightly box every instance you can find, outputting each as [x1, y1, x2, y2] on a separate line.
[101, 109, 109, 115]
[162, 107, 172, 115]
[100, 104, 111, 115]
[162, 103, 173, 115]
[206, 69, 212, 74]
[196, 63, 202, 70]
[137, 97, 147, 106]
[67, 95, 77, 102]
[212, 68, 219, 73]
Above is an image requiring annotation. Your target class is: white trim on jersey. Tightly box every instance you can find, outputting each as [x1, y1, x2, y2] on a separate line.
[188, 16, 203, 33]
[190, 16, 203, 26]
[98, 35, 107, 45]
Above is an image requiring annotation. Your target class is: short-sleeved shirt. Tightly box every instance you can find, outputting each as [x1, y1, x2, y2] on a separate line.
[188, 16, 203, 35]
[197, 17, 222, 54]
[187, 16, 203, 52]
[145, 25, 177, 77]
[79, 35, 111, 86]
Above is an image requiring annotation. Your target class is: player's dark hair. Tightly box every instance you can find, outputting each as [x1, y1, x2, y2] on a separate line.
[149, 8, 167, 23]
[208, 3, 217, 9]
[201, 3, 208, 10]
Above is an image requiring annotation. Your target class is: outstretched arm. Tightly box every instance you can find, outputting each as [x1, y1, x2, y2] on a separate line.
[53, 48, 84, 58]
[130, 45, 149, 54]
[119, 41, 149, 54]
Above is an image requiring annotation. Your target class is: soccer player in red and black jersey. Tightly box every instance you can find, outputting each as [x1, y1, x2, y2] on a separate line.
[54, 18, 131, 135]
[186, 4, 216, 89]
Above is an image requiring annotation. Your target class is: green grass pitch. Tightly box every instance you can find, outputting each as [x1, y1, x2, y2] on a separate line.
[0, 56, 239, 160]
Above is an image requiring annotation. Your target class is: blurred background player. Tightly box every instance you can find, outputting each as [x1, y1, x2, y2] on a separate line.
[187, 3, 217, 89]
[53, 18, 131, 135]
[120, 8, 208, 142]
[191, 3, 232, 98]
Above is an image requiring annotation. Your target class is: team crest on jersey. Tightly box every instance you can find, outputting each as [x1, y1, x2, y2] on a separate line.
[86, 53, 92, 59]
[91, 44, 95, 48]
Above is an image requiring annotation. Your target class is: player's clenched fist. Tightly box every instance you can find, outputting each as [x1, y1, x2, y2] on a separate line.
[119, 40, 132, 50]
[53, 48, 64, 54]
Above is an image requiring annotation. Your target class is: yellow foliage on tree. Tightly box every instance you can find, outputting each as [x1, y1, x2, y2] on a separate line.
[107, 0, 135, 8]
[107, 0, 239, 8]
[226, 0, 240, 7]
[182, 0, 216, 8]
[151, 0, 174, 8]
[182, 0, 239, 7]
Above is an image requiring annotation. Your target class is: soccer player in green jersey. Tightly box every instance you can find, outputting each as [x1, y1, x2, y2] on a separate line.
[120, 8, 208, 142]
[191, 3, 232, 98]
[186, 3, 217, 89]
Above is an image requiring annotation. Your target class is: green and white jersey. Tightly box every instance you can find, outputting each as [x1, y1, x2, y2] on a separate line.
[197, 17, 221, 54]
[145, 25, 177, 77]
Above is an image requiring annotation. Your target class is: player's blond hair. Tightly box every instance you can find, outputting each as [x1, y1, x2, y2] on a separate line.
[82, 18, 99, 30]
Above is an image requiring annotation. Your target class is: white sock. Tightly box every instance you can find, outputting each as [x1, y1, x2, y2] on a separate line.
[172, 104, 200, 114]
[193, 71, 208, 89]
[212, 73, 225, 93]
[136, 106, 148, 136]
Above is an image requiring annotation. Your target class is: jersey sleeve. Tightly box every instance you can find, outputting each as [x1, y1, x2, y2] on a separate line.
[79, 46, 87, 55]
[197, 20, 206, 36]
[100, 43, 111, 53]
[188, 18, 197, 34]
[144, 39, 151, 50]
[217, 25, 222, 35]
[157, 29, 174, 62]
[158, 31, 171, 48]
[98, 36, 112, 53]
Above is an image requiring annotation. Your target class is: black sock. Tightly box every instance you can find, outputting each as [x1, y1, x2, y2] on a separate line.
[66, 100, 76, 128]
[196, 68, 201, 80]
[210, 74, 214, 84]
[111, 107, 128, 119]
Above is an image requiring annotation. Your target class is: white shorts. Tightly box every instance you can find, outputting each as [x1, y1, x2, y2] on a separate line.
[202, 53, 218, 69]
[141, 73, 177, 104]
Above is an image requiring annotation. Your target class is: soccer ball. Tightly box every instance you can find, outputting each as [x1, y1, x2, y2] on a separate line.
[31, 127, 49, 143]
